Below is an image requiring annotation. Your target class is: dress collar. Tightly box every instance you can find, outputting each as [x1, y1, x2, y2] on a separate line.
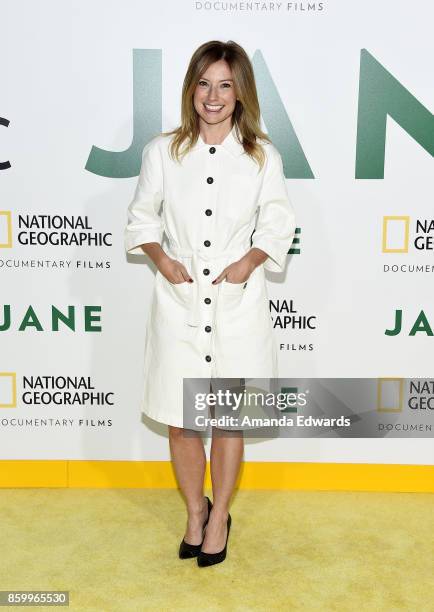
[193, 123, 245, 157]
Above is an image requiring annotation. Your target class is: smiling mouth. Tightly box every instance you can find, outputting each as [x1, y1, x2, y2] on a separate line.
[204, 103, 224, 113]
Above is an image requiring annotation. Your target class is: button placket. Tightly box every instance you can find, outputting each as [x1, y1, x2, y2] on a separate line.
[202, 144, 220, 367]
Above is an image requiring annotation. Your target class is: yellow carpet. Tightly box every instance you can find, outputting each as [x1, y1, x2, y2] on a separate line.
[0, 489, 433, 611]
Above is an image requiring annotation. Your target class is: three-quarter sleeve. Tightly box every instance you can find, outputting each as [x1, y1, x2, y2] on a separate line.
[124, 138, 164, 256]
[251, 144, 296, 273]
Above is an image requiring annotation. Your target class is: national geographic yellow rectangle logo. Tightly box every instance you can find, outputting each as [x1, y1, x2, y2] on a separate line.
[0, 373, 17, 408]
[377, 378, 404, 413]
[0, 211, 12, 248]
[382, 216, 409, 253]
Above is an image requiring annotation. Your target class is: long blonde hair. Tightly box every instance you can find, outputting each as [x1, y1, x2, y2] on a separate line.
[162, 40, 270, 170]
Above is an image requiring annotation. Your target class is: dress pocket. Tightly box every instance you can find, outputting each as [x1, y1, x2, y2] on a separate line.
[220, 279, 247, 294]
[218, 279, 247, 309]
[157, 270, 191, 306]
[167, 279, 191, 305]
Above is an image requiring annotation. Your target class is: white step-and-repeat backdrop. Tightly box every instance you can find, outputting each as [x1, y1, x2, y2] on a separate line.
[1, 0, 433, 463]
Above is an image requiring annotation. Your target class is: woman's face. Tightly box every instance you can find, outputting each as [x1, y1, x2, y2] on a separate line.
[193, 59, 237, 126]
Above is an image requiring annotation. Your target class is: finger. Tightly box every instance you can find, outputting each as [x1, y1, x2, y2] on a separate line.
[180, 265, 193, 283]
[212, 268, 227, 284]
[171, 266, 185, 284]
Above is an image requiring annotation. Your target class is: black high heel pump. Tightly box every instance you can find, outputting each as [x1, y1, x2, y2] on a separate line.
[197, 512, 232, 567]
[178, 496, 213, 559]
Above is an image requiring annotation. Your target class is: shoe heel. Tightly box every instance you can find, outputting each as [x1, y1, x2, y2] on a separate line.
[197, 512, 231, 567]
[178, 496, 213, 559]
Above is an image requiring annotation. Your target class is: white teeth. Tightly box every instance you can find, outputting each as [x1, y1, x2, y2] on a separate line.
[204, 104, 223, 111]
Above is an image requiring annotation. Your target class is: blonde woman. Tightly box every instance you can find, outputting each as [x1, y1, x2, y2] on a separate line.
[125, 40, 296, 567]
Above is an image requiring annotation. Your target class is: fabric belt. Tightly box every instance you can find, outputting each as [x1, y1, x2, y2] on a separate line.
[166, 245, 248, 328]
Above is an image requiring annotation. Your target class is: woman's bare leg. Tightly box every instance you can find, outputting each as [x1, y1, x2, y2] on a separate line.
[201, 425, 244, 553]
[168, 425, 208, 545]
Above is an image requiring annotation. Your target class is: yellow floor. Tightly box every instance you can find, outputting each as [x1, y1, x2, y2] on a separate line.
[1, 488, 433, 611]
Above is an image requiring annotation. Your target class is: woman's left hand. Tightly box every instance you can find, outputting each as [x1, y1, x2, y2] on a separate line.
[212, 256, 256, 285]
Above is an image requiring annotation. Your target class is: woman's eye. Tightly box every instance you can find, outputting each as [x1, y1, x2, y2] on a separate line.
[198, 81, 231, 88]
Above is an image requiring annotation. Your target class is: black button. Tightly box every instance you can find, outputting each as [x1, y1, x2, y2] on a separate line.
[205, 325, 211, 332]
[203, 268, 210, 275]
[204, 298, 211, 304]
[206, 177, 214, 184]
[209, 147, 216, 154]
[205, 209, 212, 216]
[204, 240, 211, 247]
[205, 355, 212, 362]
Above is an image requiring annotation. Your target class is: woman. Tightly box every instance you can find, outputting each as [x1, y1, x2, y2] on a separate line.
[124, 40, 296, 567]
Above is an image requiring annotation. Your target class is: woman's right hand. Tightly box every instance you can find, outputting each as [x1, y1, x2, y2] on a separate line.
[158, 255, 193, 284]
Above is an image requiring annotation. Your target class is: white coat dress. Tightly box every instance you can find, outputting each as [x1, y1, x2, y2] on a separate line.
[124, 123, 296, 428]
